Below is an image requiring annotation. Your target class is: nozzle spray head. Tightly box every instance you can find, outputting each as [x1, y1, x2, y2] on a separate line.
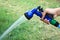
[24, 8, 37, 20]
[24, 11, 33, 20]
[24, 6, 42, 20]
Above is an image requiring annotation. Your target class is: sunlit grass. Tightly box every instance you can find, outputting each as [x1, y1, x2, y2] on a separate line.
[0, 0, 60, 40]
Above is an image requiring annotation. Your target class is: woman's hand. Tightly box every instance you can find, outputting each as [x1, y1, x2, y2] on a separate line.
[41, 8, 60, 24]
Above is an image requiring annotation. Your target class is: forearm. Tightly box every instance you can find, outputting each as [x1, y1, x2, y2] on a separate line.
[56, 8, 60, 16]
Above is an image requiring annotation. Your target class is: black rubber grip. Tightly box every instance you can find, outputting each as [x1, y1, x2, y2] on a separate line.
[54, 22, 59, 27]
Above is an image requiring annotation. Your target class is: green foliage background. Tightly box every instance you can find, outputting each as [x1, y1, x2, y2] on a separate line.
[0, 0, 60, 40]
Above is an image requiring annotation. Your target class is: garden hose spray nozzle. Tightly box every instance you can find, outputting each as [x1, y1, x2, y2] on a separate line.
[24, 6, 60, 28]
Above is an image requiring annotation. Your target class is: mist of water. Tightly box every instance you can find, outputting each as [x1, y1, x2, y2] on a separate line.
[0, 15, 27, 40]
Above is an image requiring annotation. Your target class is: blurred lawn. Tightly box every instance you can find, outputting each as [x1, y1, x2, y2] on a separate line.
[0, 0, 60, 40]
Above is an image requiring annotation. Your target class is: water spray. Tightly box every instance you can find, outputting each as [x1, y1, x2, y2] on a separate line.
[24, 6, 60, 28]
[0, 15, 27, 40]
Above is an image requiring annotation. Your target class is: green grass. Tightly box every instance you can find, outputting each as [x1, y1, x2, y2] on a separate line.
[0, 0, 60, 40]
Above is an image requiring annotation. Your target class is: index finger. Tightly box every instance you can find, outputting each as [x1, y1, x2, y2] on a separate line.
[41, 10, 47, 20]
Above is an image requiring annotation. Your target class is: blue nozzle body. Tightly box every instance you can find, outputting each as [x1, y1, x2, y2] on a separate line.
[24, 6, 52, 22]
